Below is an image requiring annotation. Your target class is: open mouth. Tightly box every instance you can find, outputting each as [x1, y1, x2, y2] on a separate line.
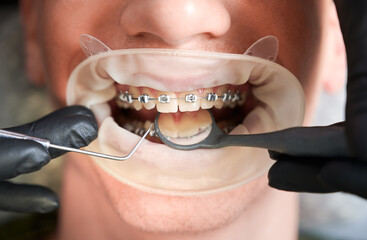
[112, 82, 253, 142]
[66, 36, 305, 196]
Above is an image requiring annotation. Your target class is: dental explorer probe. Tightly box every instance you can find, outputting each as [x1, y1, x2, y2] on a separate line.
[0, 125, 152, 161]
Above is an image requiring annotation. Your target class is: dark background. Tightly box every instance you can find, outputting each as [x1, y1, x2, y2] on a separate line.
[1, 1, 18, 7]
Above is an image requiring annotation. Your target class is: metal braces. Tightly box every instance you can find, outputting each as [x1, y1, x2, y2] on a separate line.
[118, 90, 242, 104]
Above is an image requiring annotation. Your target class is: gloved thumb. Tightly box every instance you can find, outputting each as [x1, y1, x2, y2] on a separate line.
[9, 106, 98, 158]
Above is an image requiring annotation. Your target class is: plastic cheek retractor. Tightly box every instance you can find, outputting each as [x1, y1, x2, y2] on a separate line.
[65, 35, 306, 196]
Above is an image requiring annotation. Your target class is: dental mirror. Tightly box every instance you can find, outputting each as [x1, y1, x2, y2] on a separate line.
[154, 110, 352, 158]
[154, 110, 214, 148]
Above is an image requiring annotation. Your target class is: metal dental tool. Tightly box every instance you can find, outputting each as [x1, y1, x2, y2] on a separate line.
[154, 110, 352, 158]
[0, 125, 152, 161]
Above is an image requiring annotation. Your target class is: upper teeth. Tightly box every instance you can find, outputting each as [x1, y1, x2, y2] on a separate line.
[118, 90, 242, 104]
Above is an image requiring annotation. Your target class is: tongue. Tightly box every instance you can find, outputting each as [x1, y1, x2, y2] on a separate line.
[158, 109, 212, 138]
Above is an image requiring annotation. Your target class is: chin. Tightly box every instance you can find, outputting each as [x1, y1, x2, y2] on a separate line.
[94, 160, 268, 233]
[64, 36, 305, 233]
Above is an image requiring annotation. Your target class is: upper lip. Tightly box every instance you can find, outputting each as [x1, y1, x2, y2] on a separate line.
[130, 72, 227, 92]
[97, 49, 248, 92]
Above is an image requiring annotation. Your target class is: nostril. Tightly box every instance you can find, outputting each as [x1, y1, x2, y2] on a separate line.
[120, 0, 231, 46]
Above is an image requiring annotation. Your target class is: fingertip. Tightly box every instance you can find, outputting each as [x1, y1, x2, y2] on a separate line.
[17, 141, 51, 173]
[25, 186, 60, 213]
[82, 113, 98, 135]
[268, 150, 283, 160]
[69, 114, 98, 145]
[36, 194, 60, 213]
[267, 161, 293, 188]
[268, 180, 299, 192]
[0, 140, 51, 179]
[0, 182, 59, 213]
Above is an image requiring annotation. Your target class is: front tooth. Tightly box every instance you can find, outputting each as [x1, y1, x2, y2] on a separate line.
[141, 88, 156, 110]
[200, 88, 215, 109]
[178, 92, 200, 112]
[156, 92, 178, 113]
[129, 86, 143, 111]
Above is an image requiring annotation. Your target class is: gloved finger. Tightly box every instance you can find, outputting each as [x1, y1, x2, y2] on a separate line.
[345, 83, 367, 159]
[9, 106, 98, 158]
[320, 161, 367, 199]
[268, 160, 336, 193]
[0, 139, 50, 180]
[0, 181, 59, 213]
[345, 75, 367, 160]
[35, 105, 95, 119]
[334, 1, 367, 159]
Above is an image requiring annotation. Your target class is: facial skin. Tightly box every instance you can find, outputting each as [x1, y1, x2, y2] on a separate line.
[20, 0, 342, 239]
[23, 0, 324, 109]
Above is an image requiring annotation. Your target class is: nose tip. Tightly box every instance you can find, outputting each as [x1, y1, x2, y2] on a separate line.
[120, 0, 231, 45]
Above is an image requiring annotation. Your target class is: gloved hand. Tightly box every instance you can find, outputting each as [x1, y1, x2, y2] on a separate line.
[268, 0, 367, 199]
[0, 106, 97, 213]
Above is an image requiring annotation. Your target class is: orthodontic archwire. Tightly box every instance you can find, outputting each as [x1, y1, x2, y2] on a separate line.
[117, 90, 242, 104]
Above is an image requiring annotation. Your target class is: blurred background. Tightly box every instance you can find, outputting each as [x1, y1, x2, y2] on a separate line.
[0, 1, 367, 240]
[0, 2, 62, 239]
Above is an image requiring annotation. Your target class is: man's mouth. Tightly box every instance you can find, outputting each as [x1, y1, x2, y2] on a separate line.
[66, 37, 305, 196]
[112, 83, 252, 141]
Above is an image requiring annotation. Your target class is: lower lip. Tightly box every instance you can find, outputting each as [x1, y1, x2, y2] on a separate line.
[85, 116, 274, 196]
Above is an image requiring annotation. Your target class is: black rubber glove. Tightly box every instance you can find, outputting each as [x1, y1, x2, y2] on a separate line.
[268, 0, 367, 199]
[0, 106, 97, 213]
